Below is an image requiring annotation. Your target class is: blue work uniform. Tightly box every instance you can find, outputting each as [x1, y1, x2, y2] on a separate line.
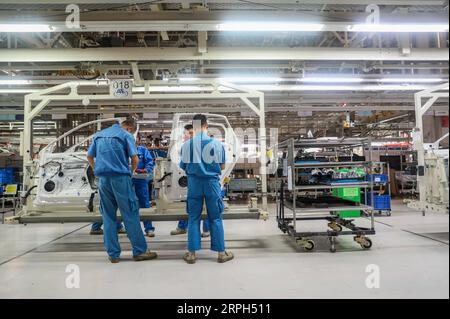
[180, 132, 226, 252]
[88, 124, 148, 259]
[133, 145, 155, 233]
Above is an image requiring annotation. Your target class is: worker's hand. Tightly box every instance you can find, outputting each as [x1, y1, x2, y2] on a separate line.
[136, 169, 147, 174]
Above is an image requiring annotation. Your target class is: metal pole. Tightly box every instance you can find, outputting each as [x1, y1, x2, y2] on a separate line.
[414, 92, 426, 204]
[259, 95, 268, 212]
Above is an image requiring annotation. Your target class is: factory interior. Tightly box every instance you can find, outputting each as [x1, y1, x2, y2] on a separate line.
[0, 0, 448, 300]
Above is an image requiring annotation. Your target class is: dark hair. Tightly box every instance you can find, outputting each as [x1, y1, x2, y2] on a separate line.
[121, 118, 137, 130]
[192, 114, 208, 127]
[184, 124, 193, 130]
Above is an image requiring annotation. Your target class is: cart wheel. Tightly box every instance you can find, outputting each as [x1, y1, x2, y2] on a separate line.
[387, 211, 392, 217]
[361, 238, 373, 250]
[304, 240, 315, 252]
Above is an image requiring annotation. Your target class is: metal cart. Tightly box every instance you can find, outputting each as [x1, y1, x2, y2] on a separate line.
[369, 162, 392, 216]
[275, 138, 376, 253]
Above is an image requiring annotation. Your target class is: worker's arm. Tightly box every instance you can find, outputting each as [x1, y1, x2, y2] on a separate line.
[179, 142, 188, 171]
[124, 134, 139, 174]
[130, 155, 139, 174]
[87, 155, 95, 171]
[219, 143, 226, 171]
[87, 139, 97, 170]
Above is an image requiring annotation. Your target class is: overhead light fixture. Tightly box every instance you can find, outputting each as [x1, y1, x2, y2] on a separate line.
[348, 23, 449, 33]
[0, 24, 54, 33]
[0, 79, 32, 85]
[378, 78, 446, 83]
[216, 23, 325, 32]
[0, 88, 39, 93]
[300, 77, 365, 83]
[219, 76, 283, 83]
[178, 77, 201, 82]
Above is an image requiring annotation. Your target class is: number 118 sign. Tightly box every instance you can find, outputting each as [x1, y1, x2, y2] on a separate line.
[110, 79, 133, 99]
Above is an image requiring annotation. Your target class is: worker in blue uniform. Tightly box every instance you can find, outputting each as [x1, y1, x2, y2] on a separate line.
[180, 114, 234, 264]
[133, 135, 156, 237]
[87, 119, 157, 263]
[171, 124, 210, 237]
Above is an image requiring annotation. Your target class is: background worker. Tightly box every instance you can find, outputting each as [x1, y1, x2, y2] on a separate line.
[180, 114, 234, 264]
[134, 134, 156, 237]
[148, 137, 168, 207]
[87, 119, 157, 263]
[171, 124, 210, 237]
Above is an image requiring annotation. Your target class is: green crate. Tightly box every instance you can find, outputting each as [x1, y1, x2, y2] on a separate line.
[332, 187, 361, 203]
[332, 187, 361, 218]
[338, 210, 361, 218]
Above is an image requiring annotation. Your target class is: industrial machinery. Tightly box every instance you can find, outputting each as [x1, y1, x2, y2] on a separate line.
[407, 83, 449, 214]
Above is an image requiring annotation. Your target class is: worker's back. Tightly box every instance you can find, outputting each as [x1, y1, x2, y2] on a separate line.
[180, 132, 225, 179]
[88, 124, 136, 177]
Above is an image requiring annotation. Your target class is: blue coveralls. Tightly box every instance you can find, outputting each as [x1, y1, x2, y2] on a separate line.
[133, 145, 155, 233]
[180, 132, 226, 252]
[88, 124, 148, 259]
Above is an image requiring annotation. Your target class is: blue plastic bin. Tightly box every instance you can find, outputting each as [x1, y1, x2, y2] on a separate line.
[366, 193, 391, 210]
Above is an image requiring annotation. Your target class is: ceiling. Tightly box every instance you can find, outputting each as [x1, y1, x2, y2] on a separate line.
[0, 0, 448, 143]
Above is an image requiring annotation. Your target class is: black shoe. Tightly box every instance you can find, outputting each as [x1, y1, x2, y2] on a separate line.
[90, 229, 103, 235]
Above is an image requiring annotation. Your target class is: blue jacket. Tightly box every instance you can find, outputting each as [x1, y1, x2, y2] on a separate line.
[88, 124, 137, 177]
[137, 145, 154, 173]
[180, 132, 225, 179]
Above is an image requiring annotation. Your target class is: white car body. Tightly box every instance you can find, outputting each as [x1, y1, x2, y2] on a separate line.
[31, 114, 240, 213]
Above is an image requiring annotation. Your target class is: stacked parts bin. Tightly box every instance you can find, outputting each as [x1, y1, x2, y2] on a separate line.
[0, 168, 14, 184]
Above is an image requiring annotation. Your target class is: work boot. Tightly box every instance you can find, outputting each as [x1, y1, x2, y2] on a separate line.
[183, 252, 197, 264]
[133, 251, 158, 262]
[145, 230, 155, 238]
[201, 232, 210, 238]
[108, 257, 120, 264]
[218, 251, 234, 264]
[171, 228, 187, 236]
[90, 229, 103, 235]
[118, 228, 127, 234]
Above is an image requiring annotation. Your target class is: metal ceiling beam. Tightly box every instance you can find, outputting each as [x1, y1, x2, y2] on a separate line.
[1, 0, 446, 5]
[1, 11, 447, 28]
[1, 47, 448, 62]
[1, 104, 448, 116]
[1, 62, 448, 72]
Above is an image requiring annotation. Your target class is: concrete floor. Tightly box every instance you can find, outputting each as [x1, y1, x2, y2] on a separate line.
[0, 200, 448, 299]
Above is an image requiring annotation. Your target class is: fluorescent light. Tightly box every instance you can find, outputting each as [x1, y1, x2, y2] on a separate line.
[300, 77, 365, 83]
[379, 78, 446, 83]
[348, 24, 449, 33]
[0, 79, 32, 85]
[219, 76, 283, 83]
[0, 24, 53, 33]
[0, 88, 39, 93]
[216, 23, 325, 32]
[178, 77, 201, 82]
